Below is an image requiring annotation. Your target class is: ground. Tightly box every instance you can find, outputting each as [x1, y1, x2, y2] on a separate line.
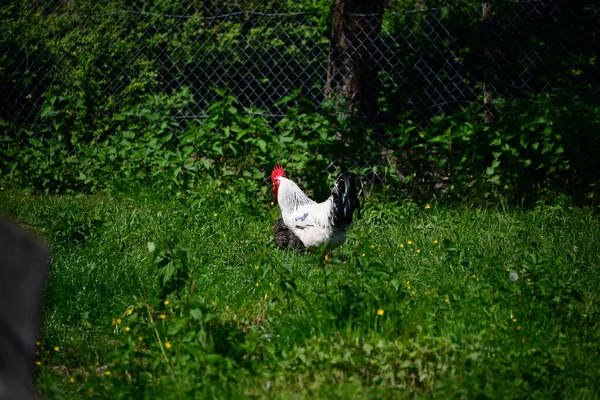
[1, 190, 599, 399]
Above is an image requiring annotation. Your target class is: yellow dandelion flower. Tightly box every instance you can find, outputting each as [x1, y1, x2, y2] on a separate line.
[406, 280, 411, 285]
[104, 371, 111, 376]
[512, 318, 517, 323]
[164, 300, 170, 306]
[416, 249, 421, 253]
[54, 346, 60, 352]
[35, 361, 41, 366]
[270, 201, 274, 206]
[126, 308, 133, 315]
[433, 240, 438, 244]
[425, 204, 431, 209]
[69, 377, 75, 383]
[472, 274, 477, 278]
[411, 290, 416, 295]
[200, 21, 205, 26]
[269, 282, 272, 286]
[255, 265, 260, 270]
[400, 243, 404, 248]
[213, 213, 218, 217]
[377, 308, 384, 316]
[407, 240, 413, 245]
[361, 253, 366, 257]
[137, 336, 143, 342]
[255, 282, 260, 287]
[444, 297, 449, 303]
[35, 341, 41, 346]
[369, 245, 375, 249]
[116, 318, 121, 325]
[159, 314, 166, 319]
[125, 327, 131, 332]
[164, 342, 172, 349]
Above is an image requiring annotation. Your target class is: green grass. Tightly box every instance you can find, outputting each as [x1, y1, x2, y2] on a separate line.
[1, 190, 599, 399]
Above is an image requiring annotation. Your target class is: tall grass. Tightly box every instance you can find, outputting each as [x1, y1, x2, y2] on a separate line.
[1, 190, 598, 399]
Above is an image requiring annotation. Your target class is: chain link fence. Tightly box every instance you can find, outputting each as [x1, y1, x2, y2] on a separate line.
[1, 0, 598, 180]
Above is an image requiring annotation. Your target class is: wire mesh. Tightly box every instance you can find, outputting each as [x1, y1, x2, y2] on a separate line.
[1, 0, 598, 182]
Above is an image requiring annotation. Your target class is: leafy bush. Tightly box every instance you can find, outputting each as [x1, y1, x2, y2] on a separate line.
[379, 96, 600, 203]
[1, 0, 599, 204]
[1, 88, 345, 200]
[2, 89, 599, 204]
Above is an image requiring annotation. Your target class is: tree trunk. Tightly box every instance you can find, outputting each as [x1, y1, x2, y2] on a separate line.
[326, 0, 384, 120]
[482, 0, 494, 123]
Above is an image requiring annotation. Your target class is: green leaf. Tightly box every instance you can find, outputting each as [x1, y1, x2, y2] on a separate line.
[40, 98, 56, 118]
[190, 308, 203, 320]
[488, 175, 501, 185]
[519, 135, 528, 149]
[158, 261, 176, 285]
[428, 135, 448, 144]
[212, 143, 223, 156]
[200, 158, 212, 170]
[235, 130, 247, 141]
[256, 139, 267, 153]
[273, 89, 300, 106]
[147, 242, 156, 253]
[490, 137, 502, 146]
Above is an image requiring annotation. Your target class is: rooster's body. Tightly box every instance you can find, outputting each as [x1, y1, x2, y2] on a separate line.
[273, 216, 305, 250]
[272, 166, 364, 251]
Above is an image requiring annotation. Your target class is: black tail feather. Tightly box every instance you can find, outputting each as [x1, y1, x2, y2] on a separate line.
[332, 172, 365, 228]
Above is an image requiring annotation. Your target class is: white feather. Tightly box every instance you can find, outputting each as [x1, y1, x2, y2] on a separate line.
[276, 177, 346, 249]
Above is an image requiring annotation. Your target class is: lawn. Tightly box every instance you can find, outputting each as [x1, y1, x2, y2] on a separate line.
[1, 189, 599, 399]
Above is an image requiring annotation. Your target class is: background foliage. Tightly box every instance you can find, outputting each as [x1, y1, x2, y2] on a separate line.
[1, 0, 599, 202]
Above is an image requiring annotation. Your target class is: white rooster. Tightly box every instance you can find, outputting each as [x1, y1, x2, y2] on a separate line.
[271, 165, 364, 252]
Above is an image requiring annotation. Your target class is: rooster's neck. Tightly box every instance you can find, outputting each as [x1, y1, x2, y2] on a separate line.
[277, 178, 316, 213]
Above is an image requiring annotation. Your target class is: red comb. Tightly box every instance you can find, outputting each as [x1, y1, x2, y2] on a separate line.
[271, 165, 286, 182]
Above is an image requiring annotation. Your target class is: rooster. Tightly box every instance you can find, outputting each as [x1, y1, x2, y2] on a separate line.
[271, 165, 364, 252]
